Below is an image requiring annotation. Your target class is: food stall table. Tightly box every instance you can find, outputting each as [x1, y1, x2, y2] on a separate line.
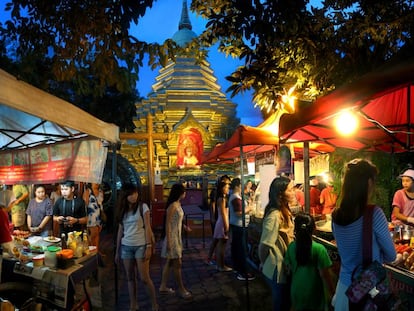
[1, 235, 97, 311]
[313, 219, 414, 311]
[247, 216, 414, 310]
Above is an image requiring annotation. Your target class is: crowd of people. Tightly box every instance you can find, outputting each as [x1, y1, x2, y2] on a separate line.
[111, 159, 414, 311]
[2, 160, 413, 310]
[0, 180, 107, 257]
[200, 159, 410, 311]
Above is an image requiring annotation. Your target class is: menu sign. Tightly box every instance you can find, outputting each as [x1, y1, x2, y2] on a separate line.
[0, 138, 107, 184]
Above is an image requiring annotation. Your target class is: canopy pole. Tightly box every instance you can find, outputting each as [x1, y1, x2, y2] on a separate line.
[407, 85, 411, 148]
[111, 145, 119, 304]
[303, 142, 310, 213]
[239, 144, 251, 311]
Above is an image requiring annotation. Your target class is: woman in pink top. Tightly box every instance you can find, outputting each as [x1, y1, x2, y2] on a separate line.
[392, 168, 414, 225]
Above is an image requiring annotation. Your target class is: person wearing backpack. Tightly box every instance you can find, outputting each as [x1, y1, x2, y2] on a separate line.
[115, 183, 158, 311]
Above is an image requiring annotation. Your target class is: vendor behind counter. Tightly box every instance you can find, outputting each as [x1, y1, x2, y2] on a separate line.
[0, 192, 16, 283]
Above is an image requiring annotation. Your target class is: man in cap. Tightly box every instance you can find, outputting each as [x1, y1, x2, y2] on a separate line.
[392, 168, 414, 225]
[53, 180, 87, 236]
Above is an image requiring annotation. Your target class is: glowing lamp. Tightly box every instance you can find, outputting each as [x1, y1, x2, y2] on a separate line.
[335, 110, 358, 136]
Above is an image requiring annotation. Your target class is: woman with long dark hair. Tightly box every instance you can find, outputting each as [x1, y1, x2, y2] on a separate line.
[159, 183, 192, 299]
[331, 159, 396, 310]
[284, 213, 334, 311]
[213, 180, 232, 272]
[259, 176, 295, 311]
[114, 184, 158, 311]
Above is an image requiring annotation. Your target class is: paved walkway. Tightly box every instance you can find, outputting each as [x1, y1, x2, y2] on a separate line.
[94, 230, 272, 311]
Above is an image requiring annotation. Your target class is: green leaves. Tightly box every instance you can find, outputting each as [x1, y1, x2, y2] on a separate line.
[192, 0, 414, 115]
[0, 0, 182, 130]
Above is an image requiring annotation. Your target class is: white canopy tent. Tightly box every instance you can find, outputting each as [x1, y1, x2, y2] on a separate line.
[0, 69, 119, 150]
[0, 68, 120, 185]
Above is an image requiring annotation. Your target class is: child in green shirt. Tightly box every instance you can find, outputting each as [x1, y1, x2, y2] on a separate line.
[284, 213, 335, 311]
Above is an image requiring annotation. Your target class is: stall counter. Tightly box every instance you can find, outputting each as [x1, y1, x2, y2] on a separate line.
[1, 251, 97, 310]
[313, 234, 414, 311]
[247, 216, 414, 310]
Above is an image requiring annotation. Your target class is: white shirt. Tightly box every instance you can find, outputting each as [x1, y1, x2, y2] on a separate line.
[121, 203, 149, 247]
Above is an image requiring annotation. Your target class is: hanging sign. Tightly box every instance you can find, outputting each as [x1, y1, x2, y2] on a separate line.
[0, 138, 107, 184]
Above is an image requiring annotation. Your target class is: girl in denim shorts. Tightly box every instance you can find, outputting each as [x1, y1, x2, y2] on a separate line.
[115, 184, 158, 311]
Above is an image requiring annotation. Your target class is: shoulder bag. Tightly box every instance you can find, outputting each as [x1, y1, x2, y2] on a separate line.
[346, 205, 401, 311]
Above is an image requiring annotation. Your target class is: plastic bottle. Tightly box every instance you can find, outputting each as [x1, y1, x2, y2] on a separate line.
[74, 231, 83, 257]
[82, 230, 89, 256]
[45, 245, 61, 268]
[67, 232, 76, 253]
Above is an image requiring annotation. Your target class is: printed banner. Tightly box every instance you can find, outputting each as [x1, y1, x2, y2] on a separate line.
[0, 138, 107, 184]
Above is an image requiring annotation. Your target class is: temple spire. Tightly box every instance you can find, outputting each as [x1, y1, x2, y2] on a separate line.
[179, 0, 192, 30]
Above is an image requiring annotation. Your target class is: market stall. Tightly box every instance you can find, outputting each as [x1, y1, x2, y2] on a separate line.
[201, 117, 334, 272]
[0, 68, 120, 309]
[279, 59, 414, 310]
[0, 68, 120, 185]
[279, 60, 414, 153]
[2, 235, 98, 310]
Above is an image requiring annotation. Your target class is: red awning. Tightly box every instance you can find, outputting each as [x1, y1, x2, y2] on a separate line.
[201, 125, 278, 163]
[279, 60, 414, 153]
[202, 122, 334, 164]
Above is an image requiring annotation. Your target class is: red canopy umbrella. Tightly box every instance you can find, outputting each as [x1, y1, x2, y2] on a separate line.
[201, 125, 279, 164]
[201, 122, 334, 164]
[279, 60, 414, 153]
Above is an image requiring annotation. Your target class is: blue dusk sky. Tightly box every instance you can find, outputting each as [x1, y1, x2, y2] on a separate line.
[0, 1, 321, 126]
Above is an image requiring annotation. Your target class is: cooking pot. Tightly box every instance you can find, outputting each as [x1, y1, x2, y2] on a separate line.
[401, 228, 414, 241]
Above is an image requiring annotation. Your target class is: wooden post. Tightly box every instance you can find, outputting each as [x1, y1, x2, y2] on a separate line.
[147, 115, 154, 202]
[119, 115, 168, 203]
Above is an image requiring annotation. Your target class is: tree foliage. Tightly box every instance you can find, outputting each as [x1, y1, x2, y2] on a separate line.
[191, 0, 414, 116]
[0, 0, 178, 130]
[1, 0, 413, 127]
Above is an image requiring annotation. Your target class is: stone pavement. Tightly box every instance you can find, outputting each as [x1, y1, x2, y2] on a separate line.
[94, 230, 272, 311]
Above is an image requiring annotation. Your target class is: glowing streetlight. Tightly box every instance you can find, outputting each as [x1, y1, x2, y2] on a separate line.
[335, 110, 359, 136]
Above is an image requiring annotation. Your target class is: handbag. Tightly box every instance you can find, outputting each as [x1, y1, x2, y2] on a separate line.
[346, 205, 401, 311]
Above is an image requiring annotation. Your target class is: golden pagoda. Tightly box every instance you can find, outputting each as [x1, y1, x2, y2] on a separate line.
[120, 0, 239, 189]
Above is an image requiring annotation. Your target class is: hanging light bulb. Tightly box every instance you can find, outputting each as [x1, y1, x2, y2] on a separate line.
[335, 110, 359, 136]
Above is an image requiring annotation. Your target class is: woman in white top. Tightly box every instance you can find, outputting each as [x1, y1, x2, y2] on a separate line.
[115, 184, 158, 311]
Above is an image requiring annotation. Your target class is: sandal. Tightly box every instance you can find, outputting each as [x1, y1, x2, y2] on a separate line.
[159, 287, 175, 295]
[178, 290, 192, 300]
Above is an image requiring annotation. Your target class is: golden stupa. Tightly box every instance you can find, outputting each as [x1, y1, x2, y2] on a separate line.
[119, 0, 239, 190]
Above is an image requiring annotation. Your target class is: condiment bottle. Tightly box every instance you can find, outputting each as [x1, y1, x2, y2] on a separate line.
[61, 233, 67, 249]
[74, 231, 83, 257]
[82, 230, 89, 256]
[67, 232, 76, 253]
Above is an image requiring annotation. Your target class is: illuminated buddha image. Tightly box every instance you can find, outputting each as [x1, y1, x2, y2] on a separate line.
[177, 128, 203, 169]
[182, 145, 199, 167]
